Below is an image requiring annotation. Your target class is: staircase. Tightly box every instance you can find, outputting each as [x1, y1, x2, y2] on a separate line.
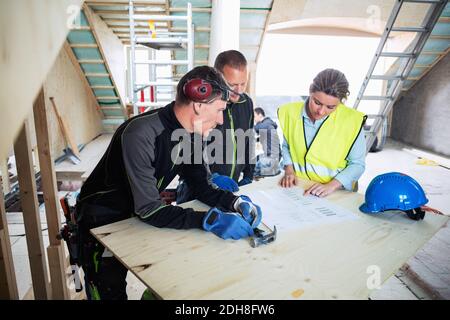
[66, 8, 127, 133]
[398, 2, 449, 91]
[354, 0, 449, 152]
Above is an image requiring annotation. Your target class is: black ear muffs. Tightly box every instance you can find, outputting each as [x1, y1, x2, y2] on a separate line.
[183, 79, 214, 102]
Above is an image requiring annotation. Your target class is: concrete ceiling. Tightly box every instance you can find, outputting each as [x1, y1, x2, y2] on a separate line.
[268, 0, 433, 36]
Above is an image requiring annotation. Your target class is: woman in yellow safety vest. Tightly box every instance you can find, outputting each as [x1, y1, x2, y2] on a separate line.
[278, 68, 367, 197]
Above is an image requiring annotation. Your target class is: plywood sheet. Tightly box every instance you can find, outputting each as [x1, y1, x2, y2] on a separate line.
[92, 176, 449, 299]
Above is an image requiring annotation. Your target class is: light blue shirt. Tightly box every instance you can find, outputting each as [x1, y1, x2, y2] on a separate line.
[281, 104, 366, 190]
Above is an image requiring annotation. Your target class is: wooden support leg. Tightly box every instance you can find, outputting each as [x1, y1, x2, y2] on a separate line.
[14, 118, 50, 300]
[33, 87, 69, 300]
[0, 157, 10, 194]
[0, 183, 19, 299]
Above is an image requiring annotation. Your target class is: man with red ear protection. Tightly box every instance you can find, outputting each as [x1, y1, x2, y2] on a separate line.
[75, 66, 260, 300]
[177, 50, 257, 202]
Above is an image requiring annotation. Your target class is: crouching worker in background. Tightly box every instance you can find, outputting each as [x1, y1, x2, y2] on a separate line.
[253, 107, 281, 177]
[75, 66, 262, 300]
[278, 68, 367, 197]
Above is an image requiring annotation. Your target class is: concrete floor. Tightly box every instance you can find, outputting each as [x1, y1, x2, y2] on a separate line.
[7, 138, 450, 299]
[361, 139, 450, 300]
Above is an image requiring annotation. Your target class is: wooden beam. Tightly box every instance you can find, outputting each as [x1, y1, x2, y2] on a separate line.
[13, 118, 50, 300]
[70, 43, 99, 48]
[114, 31, 150, 36]
[33, 88, 69, 300]
[100, 106, 123, 110]
[107, 25, 168, 30]
[63, 41, 103, 117]
[83, 4, 127, 114]
[96, 96, 120, 100]
[55, 171, 85, 182]
[93, 7, 212, 14]
[86, 1, 166, 7]
[0, 158, 10, 194]
[403, 47, 450, 92]
[84, 72, 110, 77]
[94, 9, 164, 15]
[0, 182, 19, 299]
[78, 59, 105, 64]
[71, 26, 91, 31]
[0, 0, 84, 162]
[90, 85, 115, 89]
[49, 97, 81, 159]
[256, 4, 273, 65]
[102, 17, 168, 23]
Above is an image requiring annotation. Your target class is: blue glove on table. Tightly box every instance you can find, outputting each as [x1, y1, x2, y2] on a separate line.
[238, 177, 252, 187]
[233, 195, 262, 228]
[203, 207, 254, 240]
[211, 173, 239, 192]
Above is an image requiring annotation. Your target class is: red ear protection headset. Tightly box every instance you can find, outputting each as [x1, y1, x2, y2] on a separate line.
[183, 78, 242, 103]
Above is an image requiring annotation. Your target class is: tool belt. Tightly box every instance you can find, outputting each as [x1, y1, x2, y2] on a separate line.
[59, 194, 130, 265]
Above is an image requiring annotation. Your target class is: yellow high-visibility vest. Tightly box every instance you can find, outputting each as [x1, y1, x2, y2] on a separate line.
[278, 101, 365, 183]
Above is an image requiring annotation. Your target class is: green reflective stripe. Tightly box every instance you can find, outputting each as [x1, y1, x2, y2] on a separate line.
[141, 288, 157, 300]
[227, 108, 236, 179]
[93, 250, 100, 273]
[157, 177, 164, 189]
[156, 144, 180, 191]
[89, 283, 101, 300]
[140, 204, 169, 219]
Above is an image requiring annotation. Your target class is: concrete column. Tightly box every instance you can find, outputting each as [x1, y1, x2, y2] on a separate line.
[208, 0, 240, 66]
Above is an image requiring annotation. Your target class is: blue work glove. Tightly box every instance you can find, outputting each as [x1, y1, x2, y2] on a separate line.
[238, 177, 252, 187]
[233, 195, 262, 228]
[211, 173, 239, 192]
[203, 207, 254, 240]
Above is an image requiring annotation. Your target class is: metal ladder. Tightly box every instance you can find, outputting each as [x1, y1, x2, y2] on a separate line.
[128, 1, 194, 116]
[353, 0, 448, 153]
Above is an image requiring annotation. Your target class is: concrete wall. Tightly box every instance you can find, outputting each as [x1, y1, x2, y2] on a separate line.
[391, 53, 450, 157]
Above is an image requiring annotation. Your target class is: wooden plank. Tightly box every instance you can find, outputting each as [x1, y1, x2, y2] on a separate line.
[96, 96, 120, 100]
[46, 245, 69, 299]
[100, 106, 123, 110]
[94, 10, 163, 15]
[86, 1, 166, 7]
[78, 59, 105, 64]
[404, 47, 450, 92]
[0, 157, 10, 194]
[0, 0, 84, 161]
[84, 72, 110, 77]
[90, 85, 115, 89]
[55, 134, 112, 182]
[70, 43, 98, 48]
[63, 41, 103, 116]
[49, 97, 81, 158]
[83, 4, 127, 116]
[13, 119, 50, 300]
[0, 183, 19, 299]
[72, 26, 91, 31]
[255, 2, 273, 65]
[33, 88, 69, 300]
[91, 176, 449, 299]
[55, 171, 85, 182]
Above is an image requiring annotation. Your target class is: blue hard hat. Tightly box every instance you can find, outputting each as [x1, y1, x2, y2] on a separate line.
[359, 172, 428, 215]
